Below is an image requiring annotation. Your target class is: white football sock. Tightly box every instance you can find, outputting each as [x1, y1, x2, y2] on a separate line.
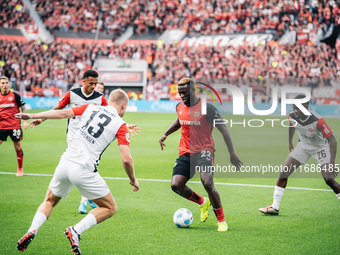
[73, 213, 97, 235]
[28, 211, 47, 234]
[81, 196, 88, 203]
[272, 186, 285, 210]
[336, 193, 340, 200]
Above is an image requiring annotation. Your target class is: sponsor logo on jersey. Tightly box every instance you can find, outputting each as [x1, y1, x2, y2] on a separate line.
[0, 103, 15, 108]
[179, 119, 201, 125]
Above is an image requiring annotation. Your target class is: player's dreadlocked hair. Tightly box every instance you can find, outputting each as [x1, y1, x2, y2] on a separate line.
[178, 77, 195, 89]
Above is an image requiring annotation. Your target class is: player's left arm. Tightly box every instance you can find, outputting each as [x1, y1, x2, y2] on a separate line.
[206, 104, 243, 170]
[317, 118, 336, 164]
[327, 134, 337, 165]
[126, 124, 141, 137]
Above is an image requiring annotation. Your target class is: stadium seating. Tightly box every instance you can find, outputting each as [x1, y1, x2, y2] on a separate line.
[29, 0, 340, 35]
[0, 0, 33, 29]
[1, 39, 339, 98]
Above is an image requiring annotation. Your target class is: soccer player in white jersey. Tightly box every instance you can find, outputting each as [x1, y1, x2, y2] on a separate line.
[29, 71, 133, 214]
[259, 95, 340, 215]
[16, 89, 139, 254]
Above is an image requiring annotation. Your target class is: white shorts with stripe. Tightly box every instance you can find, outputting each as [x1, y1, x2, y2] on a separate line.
[49, 157, 110, 200]
[289, 142, 330, 165]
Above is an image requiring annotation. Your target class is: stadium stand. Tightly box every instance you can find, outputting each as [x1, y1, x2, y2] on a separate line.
[0, 0, 34, 29]
[0, 0, 340, 101]
[30, 0, 340, 35]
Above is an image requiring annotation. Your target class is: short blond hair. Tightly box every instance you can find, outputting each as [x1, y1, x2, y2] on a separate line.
[178, 77, 194, 88]
[109, 89, 129, 105]
[0, 76, 9, 81]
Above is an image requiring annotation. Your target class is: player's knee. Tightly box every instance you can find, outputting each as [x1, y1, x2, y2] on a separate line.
[171, 182, 183, 194]
[109, 204, 117, 217]
[324, 178, 335, 187]
[107, 202, 117, 218]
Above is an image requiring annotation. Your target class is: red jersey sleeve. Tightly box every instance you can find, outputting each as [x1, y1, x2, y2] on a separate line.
[58, 91, 71, 108]
[71, 104, 89, 116]
[116, 123, 130, 146]
[316, 118, 333, 139]
[101, 95, 108, 106]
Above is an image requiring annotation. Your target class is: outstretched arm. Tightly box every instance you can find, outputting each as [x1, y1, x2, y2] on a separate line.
[30, 104, 65, 129]
[119, 144, 139, 191]
[159, 118, 181, 150]
[215, 123, 243, 171]
[15, 108, 75, 120]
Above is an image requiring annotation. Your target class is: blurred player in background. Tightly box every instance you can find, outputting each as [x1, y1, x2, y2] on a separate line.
[95, 82, 104, 93]
[159, 77, 242, 232]
[259, 95, 340, 215]
[0, 76, 28, 176]
[77, 81, 105, 213]
[16, 89, 139, 254]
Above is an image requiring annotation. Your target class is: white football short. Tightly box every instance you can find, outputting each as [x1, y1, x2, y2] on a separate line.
[49, 157, 110, 200]
[289, 142, 330, 165]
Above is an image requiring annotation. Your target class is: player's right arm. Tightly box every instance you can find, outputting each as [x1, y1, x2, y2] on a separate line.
[159, 118, 181, 150]
[119, 145, 139, 191]
[15, 108, 75, 120]
[30, 91, 70, 128]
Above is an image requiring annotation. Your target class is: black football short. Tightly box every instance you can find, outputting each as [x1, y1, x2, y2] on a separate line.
[172, 150, 214, 180]
[0, 128, 23, 142]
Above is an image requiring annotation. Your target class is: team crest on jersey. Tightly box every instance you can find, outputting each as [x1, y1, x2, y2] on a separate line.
[179, 111, 183, 115]
[194, 111, 200, 117]
[308, 128, 315, 134]
[8, 96, 13, 101]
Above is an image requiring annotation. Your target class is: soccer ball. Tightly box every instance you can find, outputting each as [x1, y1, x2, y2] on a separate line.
[173, 208, 193, 228]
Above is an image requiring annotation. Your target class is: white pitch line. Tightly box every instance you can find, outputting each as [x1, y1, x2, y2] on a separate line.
[0, 172, 332, 192]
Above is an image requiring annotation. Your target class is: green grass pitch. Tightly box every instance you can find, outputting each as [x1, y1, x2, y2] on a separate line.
[0, 111, 340, 254]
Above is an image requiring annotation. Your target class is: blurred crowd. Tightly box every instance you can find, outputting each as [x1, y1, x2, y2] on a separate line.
[1, 0, 340, 36]
[0, 39, 339, 98]
[0, 0, 34, 29]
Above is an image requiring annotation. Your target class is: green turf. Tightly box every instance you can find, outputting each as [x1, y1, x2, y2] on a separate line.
[0, 111, 340, 254]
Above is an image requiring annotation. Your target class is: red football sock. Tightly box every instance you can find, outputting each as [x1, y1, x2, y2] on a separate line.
[16, 149, 23, 170]
[213, 207, 225, 223]
[188, 191, 205, 205]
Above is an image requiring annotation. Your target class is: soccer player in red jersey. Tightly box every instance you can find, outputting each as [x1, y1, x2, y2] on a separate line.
[0, 76, 28, 176]
[159, 78, 243, 232]
[259, 95, 340, 215]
